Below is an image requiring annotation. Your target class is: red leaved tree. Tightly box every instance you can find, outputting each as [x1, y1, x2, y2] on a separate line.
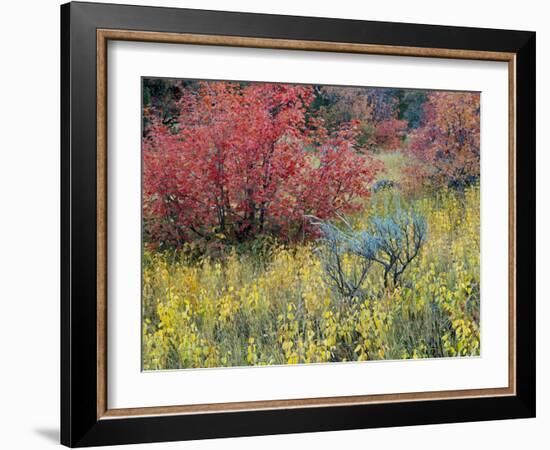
[407, 91, 480, 189]
[142, 81, 380, 248]
[317, 86, 407, 152]
[373, 118, 408, 151]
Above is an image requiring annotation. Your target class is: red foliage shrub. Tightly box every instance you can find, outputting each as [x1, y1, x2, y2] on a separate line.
[374, 118, 408, 151]
[407, 92, 480, 189]
[143, 81, 381, 248]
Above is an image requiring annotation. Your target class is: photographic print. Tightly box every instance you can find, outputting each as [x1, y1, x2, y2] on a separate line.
[141, 78, 480, 370]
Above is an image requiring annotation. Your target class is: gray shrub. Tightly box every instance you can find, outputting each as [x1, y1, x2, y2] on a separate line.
[313, 208, 427, 299]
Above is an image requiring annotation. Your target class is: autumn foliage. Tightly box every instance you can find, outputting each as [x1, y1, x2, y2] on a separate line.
[142, 80, 482, 369]
[373, 118, 408, 151]
[143, 81, 381, 248]
[315, 86, 408, 152]
[407, 92, 480, 189]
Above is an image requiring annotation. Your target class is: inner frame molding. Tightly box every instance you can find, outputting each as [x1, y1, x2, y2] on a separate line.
[96, 28, 517, 420]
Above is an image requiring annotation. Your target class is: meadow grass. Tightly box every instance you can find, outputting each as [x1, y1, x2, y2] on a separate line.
[142, 185, 480, 370]
[373, 150, 411, 182]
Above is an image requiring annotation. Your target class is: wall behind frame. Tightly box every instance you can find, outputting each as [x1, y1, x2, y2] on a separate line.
[0, 1, 545, 450]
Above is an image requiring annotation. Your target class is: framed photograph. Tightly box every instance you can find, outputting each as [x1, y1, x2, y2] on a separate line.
[61, 1, 536, 447]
